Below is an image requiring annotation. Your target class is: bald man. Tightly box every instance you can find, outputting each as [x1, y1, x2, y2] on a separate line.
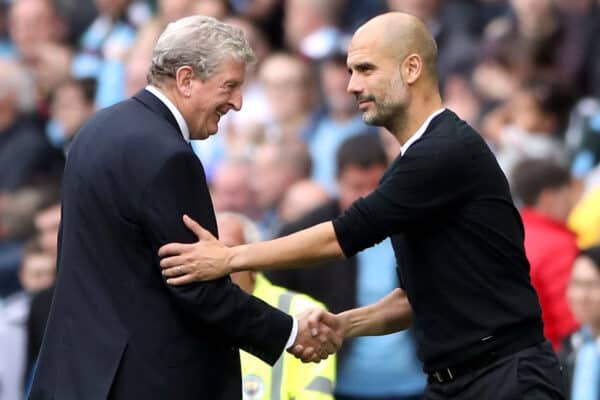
[160, 13, 565, 399]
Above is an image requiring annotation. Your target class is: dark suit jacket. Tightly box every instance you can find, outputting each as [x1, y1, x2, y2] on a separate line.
[29, 89, 292, 400]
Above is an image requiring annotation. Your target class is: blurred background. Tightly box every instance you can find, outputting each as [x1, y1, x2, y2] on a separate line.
[0, 0, 599, 399]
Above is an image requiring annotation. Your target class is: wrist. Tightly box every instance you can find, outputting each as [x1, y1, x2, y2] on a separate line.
[337, 311, 353, 338]
[228, 244, 245, 273]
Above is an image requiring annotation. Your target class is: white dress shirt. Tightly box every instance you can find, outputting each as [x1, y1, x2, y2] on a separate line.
[145, 85, 190, 141]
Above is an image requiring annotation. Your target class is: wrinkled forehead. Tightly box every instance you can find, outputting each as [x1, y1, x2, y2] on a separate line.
[347, 30, 392, 68]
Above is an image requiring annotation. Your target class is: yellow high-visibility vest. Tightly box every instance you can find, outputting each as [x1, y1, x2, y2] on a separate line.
[241, 274, 336, 400]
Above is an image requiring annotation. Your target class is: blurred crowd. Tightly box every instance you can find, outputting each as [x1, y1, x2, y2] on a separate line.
[0, 0, 600, 399]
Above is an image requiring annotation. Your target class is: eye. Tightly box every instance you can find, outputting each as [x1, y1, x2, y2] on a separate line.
[223, 81, 240, 91]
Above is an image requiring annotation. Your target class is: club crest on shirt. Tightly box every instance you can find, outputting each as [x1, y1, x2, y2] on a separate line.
[243, 374, 265, 400]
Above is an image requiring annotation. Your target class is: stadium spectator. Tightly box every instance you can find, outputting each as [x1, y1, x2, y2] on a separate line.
[218, 212, 336, 400]
[483, 81, 572, 179]
[278, 180, 330, 225]
[210, 157, 259, 219]
[283, 0, 346, 60]
[45, 77, 96, 153]
[0, 241, 55, 400]
[560, 246, 600, 399]
[259, 52, 318, 142]
[251, 140, 312, 238]
[512, 158, 580, 350]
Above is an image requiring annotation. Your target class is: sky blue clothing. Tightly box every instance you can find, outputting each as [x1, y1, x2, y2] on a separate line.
[72, 7, 145, 109]
[571, 327, 600, 400]
[335, 239, 426, 397]
[308, 114, 377, 193]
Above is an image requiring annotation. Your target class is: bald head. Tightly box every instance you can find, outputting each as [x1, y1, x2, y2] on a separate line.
[353, 12, 438, 77]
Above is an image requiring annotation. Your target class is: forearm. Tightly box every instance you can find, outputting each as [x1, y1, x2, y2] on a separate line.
[339, 288, 412, 337]
[229, 222, 345, 273]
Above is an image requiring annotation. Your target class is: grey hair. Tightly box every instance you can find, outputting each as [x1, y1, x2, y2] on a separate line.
[147, 15, 256, 85]
[0, 60, 36, 113]
[216, 212, 262, 244]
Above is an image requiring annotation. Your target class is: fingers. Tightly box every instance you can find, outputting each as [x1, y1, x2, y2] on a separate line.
[158, 242, 188, 258]
[183, 214, 215, 241]
[161, 264, 187, 278]
[165, 274, 196, 286]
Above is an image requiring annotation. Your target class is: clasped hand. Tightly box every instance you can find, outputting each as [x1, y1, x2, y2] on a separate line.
[288, 308, 345, 363]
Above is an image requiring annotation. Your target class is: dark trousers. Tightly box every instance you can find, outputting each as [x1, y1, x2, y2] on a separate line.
[424, 341, 566, 399]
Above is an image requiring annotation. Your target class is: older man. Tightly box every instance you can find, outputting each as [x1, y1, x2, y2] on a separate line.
[160, 13, 565, 399]
[29, 16, 336, 400]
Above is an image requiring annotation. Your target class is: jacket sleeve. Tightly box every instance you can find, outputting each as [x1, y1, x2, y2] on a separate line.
[139, 149, 292, 365]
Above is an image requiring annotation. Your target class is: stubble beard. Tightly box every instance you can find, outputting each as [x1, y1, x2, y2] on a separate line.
[362, 98, 408, 134]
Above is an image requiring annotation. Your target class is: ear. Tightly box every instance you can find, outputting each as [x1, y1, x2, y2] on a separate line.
[401, 53, 423, 85]
[174, 66, 195, 98]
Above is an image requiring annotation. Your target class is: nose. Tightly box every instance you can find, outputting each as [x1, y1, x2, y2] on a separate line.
[229, 88, 243, 111]
[347, 73, 362, 96]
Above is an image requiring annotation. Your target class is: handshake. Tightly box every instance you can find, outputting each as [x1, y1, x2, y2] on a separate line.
[287, 308, 347, 363]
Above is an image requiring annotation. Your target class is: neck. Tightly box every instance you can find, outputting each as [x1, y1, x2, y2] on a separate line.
[392, 85, 443, 146]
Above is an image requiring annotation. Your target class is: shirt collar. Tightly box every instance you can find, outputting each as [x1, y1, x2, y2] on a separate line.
[145, 85, 190, 141]
[400, 108, 446, 155]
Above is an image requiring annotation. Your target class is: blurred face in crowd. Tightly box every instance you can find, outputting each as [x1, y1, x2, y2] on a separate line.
[284, 0, 322, 51]
[193, 0, 229, 20]
[347, 27, 411, 130]
[35, 204, 61, 256]
[260, 54, 313, 122]
[510, 0, 553, 19]
[279, 180, 329, 223]
[567, 255, 600, 329]
[386, 0, 440, 21]
[338, 163, 386, 211]
[95, 0, 131, 18]
[19, 252, 56, 293]
[180, 58, 245, 140]
[216, 214, 255, 294]
[510, 90, 556, 135]
[158, 0, 197, 22]
[9, 0, 63, 64]
[211, 162, 255, 215]
[320, 58, 356, 117]
[50, 81, 95, 139]
[251, 144, 294, 210]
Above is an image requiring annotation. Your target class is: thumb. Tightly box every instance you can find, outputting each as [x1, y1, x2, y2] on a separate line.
[183, 214, 215, 241]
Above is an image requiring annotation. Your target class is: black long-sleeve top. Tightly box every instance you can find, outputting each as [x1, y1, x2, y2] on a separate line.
[332, 110, 544, 372]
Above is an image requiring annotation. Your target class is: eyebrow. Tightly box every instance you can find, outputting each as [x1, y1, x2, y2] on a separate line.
[348, 62, 377, 73]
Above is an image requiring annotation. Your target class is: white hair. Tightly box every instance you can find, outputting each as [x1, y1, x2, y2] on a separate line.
[148, 15, 256, 84]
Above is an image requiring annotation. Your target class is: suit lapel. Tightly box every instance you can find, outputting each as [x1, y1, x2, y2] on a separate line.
[133, 89, 182, 135]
